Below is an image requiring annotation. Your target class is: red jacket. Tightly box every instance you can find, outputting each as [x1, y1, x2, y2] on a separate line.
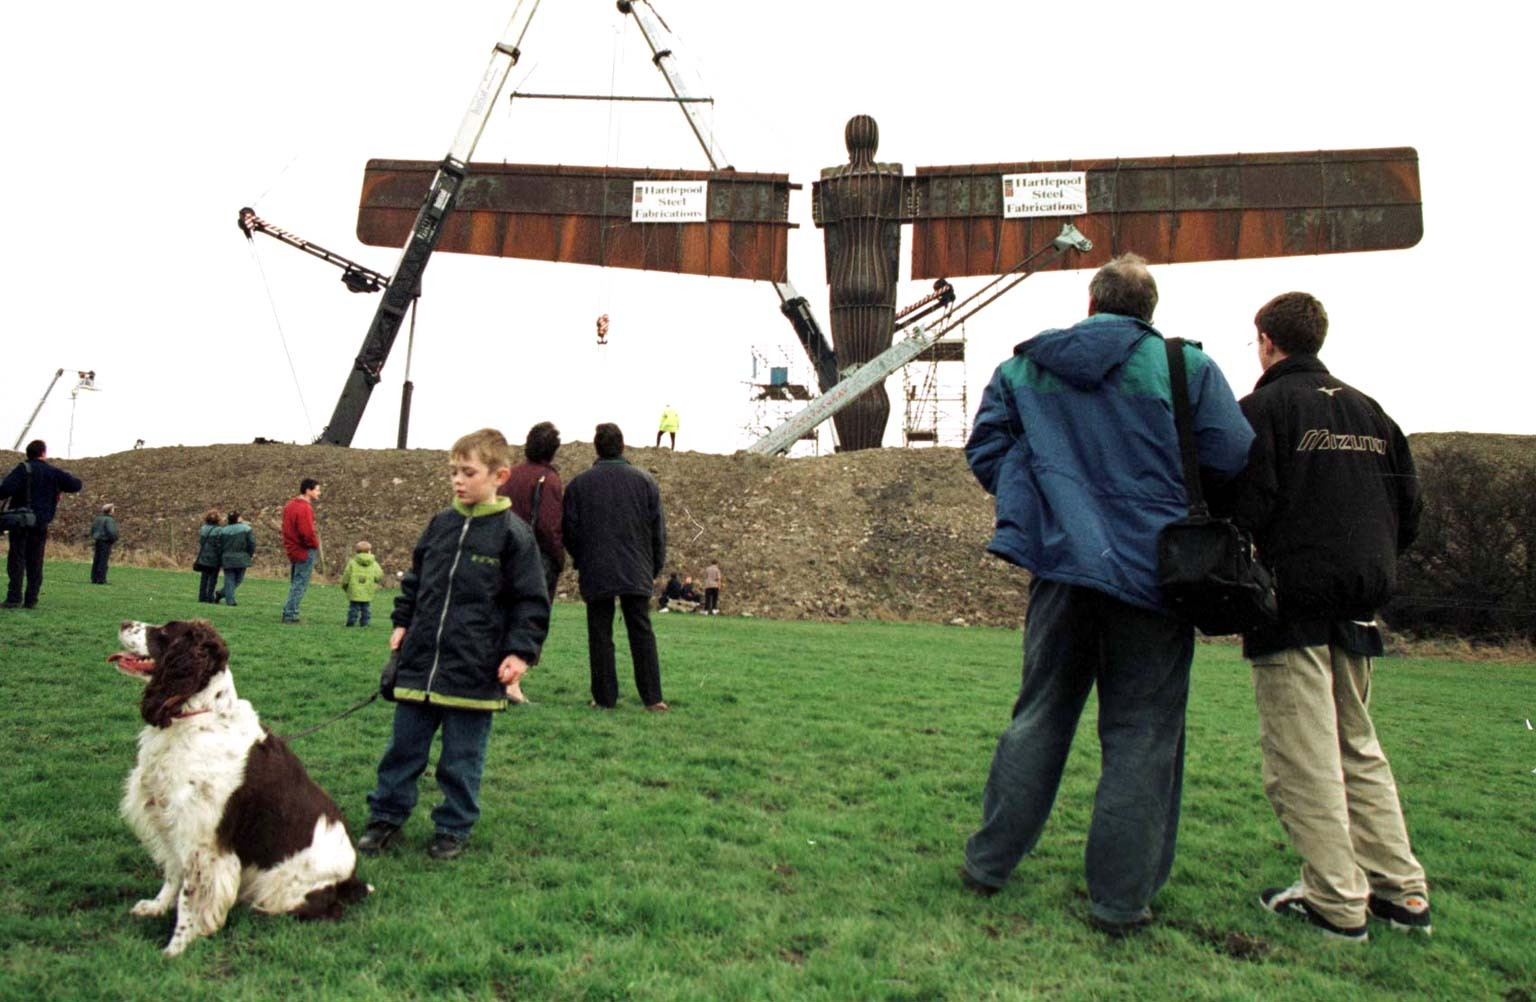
[499, 461, 565, 572]
[281, 496, 319, 562]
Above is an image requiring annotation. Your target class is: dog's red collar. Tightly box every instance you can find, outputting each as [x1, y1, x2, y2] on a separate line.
[172, 708, 212, 721]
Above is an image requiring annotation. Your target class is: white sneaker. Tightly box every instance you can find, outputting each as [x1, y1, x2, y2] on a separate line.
[658, 607, 670, 614]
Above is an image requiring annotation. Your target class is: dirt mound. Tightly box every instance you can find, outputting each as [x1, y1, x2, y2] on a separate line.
[21, 431, 1523, 630]
[14, 442, 1030, 627]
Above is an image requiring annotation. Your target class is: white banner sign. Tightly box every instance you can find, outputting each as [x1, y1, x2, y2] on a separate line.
[1001, 172, 1088, 219]
[631, 181, 708, 223]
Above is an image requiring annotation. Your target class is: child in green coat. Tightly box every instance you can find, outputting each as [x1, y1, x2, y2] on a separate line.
[341, 540, 385, 626]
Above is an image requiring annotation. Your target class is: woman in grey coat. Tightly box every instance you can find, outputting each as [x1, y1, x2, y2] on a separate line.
[195, 510, 224, 603]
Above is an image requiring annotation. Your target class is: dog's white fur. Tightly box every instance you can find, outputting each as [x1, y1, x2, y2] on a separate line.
[116, 620, 364, 956]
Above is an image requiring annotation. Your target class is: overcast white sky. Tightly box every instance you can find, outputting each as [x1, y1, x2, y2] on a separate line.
[2, 1, 1530, 460]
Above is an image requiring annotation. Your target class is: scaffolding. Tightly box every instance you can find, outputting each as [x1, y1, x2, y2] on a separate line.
[902, 321, 969, 448]
[742, 345, 823, 456]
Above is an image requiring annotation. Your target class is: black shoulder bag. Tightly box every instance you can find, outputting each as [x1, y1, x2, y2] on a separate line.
[0, 462, 39, 532]
[1155, 338, 1278, 635]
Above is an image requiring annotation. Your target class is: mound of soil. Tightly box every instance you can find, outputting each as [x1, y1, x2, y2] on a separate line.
[13, 442, 1030, 627]
[13, 431, 1526, 632]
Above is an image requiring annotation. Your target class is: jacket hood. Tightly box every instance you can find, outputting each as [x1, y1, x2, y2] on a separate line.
[351, 552, 378, 567]
[1019, 313, 1156, 390]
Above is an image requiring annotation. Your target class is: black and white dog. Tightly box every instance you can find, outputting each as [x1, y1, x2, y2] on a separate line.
[111, 619, 370, 956]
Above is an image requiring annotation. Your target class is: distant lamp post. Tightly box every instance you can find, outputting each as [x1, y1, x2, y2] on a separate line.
[68, 369, 100, 458]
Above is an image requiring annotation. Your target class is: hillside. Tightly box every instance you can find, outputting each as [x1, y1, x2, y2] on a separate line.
[7, 442, 1030, 628]
[8, 432, 1531, 630]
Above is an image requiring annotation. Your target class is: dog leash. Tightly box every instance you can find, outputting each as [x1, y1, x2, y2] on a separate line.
[280, 691, 380, 741]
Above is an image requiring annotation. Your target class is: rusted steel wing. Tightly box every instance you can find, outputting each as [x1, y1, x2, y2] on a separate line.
[908, 148, 1421, 279]
[358, 160, 796, 282]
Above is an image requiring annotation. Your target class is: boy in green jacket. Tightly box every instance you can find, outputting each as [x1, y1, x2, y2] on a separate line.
[358, 429, 550, 861]
[340, 540, 385, 626]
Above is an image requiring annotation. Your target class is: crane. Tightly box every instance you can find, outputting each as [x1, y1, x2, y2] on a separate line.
[238, 207, 390, 294]
[317, 0, 542, 447]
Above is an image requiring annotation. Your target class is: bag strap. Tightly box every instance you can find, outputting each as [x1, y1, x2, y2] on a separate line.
[1163, 338, 1209, 517]
[529, 474, 546, 525]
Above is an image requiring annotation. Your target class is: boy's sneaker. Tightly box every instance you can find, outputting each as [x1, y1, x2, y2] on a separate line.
[428, 833, 467, 860]
[357, 821, 401, 856]
[1368, 893, 1433, 935]
[1259, 884, 1368, 942]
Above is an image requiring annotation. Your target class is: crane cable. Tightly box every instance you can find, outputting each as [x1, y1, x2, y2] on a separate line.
[244, 239, 316, 440]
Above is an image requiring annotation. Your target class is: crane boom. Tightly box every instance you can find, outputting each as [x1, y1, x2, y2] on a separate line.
[318, 0, 543, 446]
[238, 208, 390, 293]
[749, 224, 1092, 455]
[12, 369, 65, 451]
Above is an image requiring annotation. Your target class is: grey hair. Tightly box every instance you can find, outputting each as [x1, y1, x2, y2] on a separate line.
[1088, 252, 1159, 322]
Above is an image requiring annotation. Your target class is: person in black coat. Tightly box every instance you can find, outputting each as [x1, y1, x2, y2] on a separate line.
[89, 503, 119, 584]
[1227, 291, 1430, 940]
[1, 440, 83, 609]
[562, 423, 669, 710]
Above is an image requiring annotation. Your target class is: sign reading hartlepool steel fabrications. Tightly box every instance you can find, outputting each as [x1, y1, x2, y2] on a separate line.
[631, 181, 708, 223]
[1001, 172, 1088, 218]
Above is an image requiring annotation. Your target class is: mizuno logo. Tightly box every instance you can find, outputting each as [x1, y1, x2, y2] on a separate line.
[1318, 386, 1343, 397]
[1296, 428, 1387, 454]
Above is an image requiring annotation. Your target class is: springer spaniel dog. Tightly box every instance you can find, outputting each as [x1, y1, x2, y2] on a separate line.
[110, 619, 370, 956]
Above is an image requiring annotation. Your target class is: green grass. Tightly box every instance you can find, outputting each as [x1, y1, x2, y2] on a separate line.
[1, 561, 1533, 1001]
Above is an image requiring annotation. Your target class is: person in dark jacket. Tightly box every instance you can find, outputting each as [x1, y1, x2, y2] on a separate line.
[657, 572, 684, 612]
[1228, 292, 1430, 941]
[1, 440, 83, 609]
[562, 422, 669, 711]
[195, 510, 225, 603]
[216, 510, 256, 606]
[89, 502, 119, 584]
[497, 421, 567, 704]
[959, 254, 1253, 936]
[500, 421, 566, 598]
[359, 429, 550, 862]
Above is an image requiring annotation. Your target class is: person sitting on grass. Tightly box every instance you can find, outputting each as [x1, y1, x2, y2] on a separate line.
[658, 572, 684, 613]
[358, 428, 550, 862]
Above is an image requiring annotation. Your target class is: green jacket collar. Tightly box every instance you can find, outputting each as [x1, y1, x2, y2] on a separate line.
[452, 495, 512, 517]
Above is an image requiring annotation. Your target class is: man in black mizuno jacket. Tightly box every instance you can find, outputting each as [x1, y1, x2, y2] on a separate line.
[1228, 292, 1431, 942]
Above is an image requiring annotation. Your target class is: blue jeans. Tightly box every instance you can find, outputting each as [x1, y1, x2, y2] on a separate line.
[367, 701, 495, 839]
[282, 549, 317, 621]
[198, 568, 220, 603]
[221, 567, 245, 605]
[964, 578, 1194, 925]
[347, 601, 372, 626]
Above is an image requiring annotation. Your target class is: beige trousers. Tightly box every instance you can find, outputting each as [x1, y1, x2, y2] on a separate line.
[1251, 643, 1427, 927]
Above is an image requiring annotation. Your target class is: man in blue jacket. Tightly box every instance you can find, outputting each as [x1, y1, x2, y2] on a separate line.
[959, 254, 1253, 936]
[1, 440, 84, 609]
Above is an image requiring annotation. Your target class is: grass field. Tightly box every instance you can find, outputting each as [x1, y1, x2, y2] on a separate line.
[0, 562, 1532, 1001]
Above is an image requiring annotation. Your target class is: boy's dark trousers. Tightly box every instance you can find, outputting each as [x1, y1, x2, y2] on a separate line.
[5, 525, 48, 607]
[704, 587, 719, 613]
[585, 593, 663, 707]
[367, 700, 495, 840]
[346, 600, 372, 627]
[91, 539, 113, 584]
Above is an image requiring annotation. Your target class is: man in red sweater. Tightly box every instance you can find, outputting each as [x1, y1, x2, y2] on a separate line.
[280, 478, 322, 623]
